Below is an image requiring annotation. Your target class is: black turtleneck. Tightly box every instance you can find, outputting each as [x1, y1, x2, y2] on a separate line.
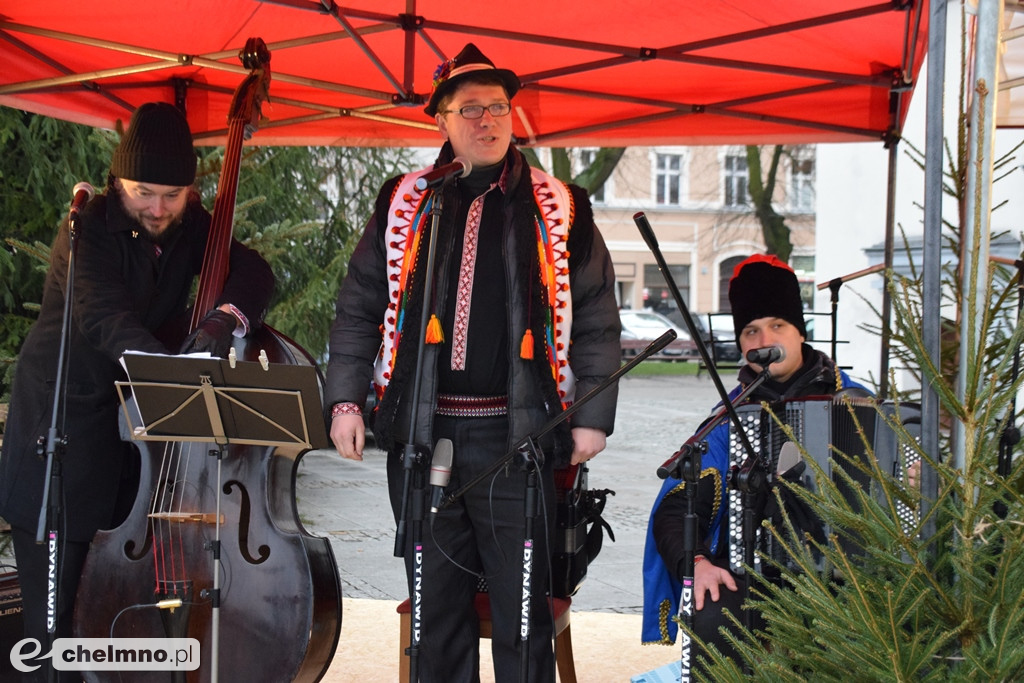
[436, 161, 510, 396]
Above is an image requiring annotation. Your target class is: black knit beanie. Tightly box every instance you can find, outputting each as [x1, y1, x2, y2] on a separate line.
[110, 102, 197, 186]
[728, 254, 807, 342]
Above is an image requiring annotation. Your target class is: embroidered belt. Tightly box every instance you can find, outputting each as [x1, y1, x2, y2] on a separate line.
[436, 393, 508, 418]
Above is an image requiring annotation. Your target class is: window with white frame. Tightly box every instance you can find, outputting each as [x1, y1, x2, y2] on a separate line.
[655, 153, 683, 206]
[723, 153, 749, 208]
[789, 147, 815, 211]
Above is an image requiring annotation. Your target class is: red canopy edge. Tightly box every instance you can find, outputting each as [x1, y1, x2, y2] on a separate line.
[0, 0, 929, 147]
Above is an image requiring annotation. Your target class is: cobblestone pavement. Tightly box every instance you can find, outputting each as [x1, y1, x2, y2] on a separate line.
[296, 372, 724, 614]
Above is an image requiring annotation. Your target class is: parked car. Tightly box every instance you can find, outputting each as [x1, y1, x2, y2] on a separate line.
[619, 309, 698, 360]
[692, 313, 743, 363]
[655, 306, 742, 363]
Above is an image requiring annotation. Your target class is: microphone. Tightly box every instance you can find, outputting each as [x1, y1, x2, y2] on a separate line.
[428, 438, 454, 517]
[414, 157, 472, 191]
[69, 181, 95, 220]
[745, 345, 784, 366]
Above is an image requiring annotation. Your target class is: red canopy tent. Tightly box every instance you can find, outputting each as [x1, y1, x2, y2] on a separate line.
[0, 0, 928, 148]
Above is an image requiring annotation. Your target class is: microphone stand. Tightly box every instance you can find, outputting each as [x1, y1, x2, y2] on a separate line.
[34, 195, 88, 683]
[516, 438, 542, 683]
[633, 212, 773, 675]
[815, 263, 885, 364]
[631, 213, 759, 462]
[442, 331, 676, 509]
[727, 370, 777, 644]
[441, 332, 676, 681]
[654, 369, 772, 683]
[394, 177, 452, 683]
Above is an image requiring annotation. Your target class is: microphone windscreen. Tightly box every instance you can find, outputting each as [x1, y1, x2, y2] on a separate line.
[453, 156, 472, 177]
[73, 181, 96, 200]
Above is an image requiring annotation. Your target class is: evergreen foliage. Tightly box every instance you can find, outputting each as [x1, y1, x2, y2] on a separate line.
[0, 108, 115, 399]
[0, 107, 416, 397]
[192, 143, 415, 360]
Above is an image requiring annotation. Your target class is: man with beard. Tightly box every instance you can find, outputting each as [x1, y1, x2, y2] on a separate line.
[0, 101, 274, 676]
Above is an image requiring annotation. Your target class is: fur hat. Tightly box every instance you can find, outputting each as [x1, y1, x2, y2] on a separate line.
[110, 102, 197, 186]
[424, 43, 520, 117]
[728, 254, 807, 342]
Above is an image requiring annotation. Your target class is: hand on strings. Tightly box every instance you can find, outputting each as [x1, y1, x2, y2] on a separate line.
[694, 559, 738, 611]
[179, 308, 237, 357]
[570, 426, 606, 465]
[331, 414, 365, 461]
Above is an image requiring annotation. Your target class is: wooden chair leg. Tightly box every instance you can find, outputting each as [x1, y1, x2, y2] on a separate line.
[555, 621, 576, 683]
[398, 611, 410, 683]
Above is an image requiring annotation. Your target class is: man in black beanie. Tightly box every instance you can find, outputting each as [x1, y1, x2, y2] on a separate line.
[0, 101, 274, 679]
[641, 254, 870, 666]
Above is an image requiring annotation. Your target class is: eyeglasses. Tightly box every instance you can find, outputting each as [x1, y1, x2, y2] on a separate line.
[440, 102, 512, 119]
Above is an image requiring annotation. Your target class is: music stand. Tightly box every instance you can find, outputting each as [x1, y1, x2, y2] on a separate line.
[114, 351, 326, 683]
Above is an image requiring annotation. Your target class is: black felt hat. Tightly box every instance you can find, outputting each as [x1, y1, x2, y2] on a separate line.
[424, 43, 520, 117]
[110, 102, 197, 186]
[728, 254, 807, 342]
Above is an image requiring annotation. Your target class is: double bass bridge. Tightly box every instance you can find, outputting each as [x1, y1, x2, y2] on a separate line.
[149, 511, 225, 525]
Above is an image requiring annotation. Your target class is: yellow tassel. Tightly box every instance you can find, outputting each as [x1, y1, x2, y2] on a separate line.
[425, 314, 444, 344]
[520, 329, 534, 359]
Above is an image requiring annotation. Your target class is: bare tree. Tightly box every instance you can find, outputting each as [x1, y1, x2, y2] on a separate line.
[520, 147, 625, 195]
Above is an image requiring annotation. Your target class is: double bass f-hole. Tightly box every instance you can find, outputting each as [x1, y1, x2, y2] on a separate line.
[223, 479, 271, 565]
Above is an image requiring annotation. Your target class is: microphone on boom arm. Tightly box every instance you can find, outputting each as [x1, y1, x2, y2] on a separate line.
[414, 158, 472, 191]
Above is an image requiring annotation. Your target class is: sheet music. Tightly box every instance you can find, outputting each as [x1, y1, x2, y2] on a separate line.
[114, 351, 327, 449]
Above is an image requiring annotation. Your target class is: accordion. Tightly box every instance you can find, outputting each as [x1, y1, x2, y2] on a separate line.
[725, 395, 920, 575]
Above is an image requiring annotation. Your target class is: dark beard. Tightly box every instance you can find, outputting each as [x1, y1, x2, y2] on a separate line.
[109, 181, 187, 246]
[149, 217, 184, 246]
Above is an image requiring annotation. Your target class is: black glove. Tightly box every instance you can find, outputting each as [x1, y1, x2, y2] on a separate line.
[179, 309, 237, 357]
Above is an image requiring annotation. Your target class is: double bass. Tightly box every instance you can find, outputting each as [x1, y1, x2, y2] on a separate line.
[72, 38, 342, 682]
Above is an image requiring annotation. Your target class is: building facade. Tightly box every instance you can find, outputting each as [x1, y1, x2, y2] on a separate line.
[575, 145, 818, 322]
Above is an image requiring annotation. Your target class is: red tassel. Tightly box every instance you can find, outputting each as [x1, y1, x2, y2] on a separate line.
[426, 314, 444, 344]
[520, 329, 534, 359]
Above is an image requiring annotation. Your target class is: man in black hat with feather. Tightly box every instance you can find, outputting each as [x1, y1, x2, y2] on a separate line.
[327, 44, 621, 682]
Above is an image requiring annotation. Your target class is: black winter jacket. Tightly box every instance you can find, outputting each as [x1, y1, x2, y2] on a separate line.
[0, 190, 274, 540]
[325, 146, 621, 463]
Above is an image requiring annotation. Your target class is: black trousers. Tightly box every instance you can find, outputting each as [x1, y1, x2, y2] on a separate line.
[693, 564, 767, 671]
[388, 415, 558, 683]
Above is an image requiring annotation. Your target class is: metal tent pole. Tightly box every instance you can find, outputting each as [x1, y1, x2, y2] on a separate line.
[920, 0, 948, 538]
[955, 0, 1002, 473]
